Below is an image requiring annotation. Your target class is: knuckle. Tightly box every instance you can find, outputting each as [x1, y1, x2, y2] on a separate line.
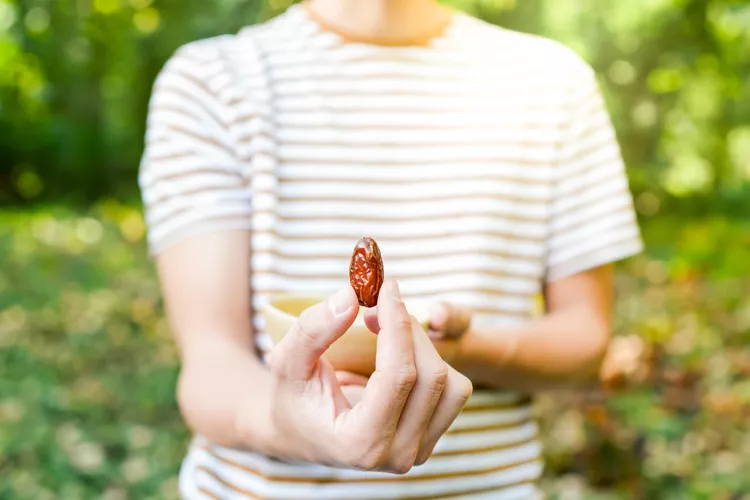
[430, 364, 450, 388]
[350, 445, 387, 472]
[414, 447, 434, 466]
[345, 433, 388, 472]
[425, 364, 449, 399]
[388, 450, 418, 475]
[393, 367, 418, 396]
[293, 309, 321, 348]
[454, 373, 473, 403]
[395, 316, 414, 333]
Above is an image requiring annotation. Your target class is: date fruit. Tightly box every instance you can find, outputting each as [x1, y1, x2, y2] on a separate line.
[349, 237, 384, 308]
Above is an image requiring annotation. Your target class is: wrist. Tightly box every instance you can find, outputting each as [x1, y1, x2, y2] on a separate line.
[449, 332, 473, 373]
[451, 327, 520, 383]
[233, 367, 289, 458]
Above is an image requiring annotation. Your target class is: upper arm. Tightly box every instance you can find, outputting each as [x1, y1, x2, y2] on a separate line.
[155, 231, 254, 355]
[543, 264, 613, 337]
[544, 58, 643, 284]
[139, 41, 254, 355]
[542, 56, 643, 336]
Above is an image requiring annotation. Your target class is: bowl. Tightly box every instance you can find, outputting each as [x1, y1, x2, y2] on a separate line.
[262, 293, 433, 376]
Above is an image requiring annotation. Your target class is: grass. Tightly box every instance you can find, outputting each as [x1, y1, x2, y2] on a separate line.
[1, 201, 749, 499]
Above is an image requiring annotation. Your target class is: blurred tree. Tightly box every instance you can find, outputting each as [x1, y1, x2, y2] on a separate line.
[0, 0, 748, 215]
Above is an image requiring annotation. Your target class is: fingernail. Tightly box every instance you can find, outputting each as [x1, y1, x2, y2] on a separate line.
[429, 303, 447, 330]
[331, 287, 354, 316]
[389, 280, 403, 303]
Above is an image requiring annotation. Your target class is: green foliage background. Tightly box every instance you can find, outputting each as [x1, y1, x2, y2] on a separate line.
[1, 0, 749, 498]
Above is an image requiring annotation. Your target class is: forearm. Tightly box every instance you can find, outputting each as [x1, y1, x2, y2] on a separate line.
[454, 304, 609, 392]
[177, 337, 279, 454]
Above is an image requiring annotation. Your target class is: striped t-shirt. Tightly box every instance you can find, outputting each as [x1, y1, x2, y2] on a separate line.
[138, 4, 643, 499]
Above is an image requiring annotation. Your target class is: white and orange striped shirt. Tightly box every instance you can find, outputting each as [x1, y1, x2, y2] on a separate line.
[139, 4, 643, 499]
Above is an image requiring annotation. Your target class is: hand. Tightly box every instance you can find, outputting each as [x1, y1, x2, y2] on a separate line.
[426, 302, 472, 366]
[336, 302, 473, 405]
[427, 302, 472, 340]
[360, 301, 471, 367]
[265, 280, 473, 473]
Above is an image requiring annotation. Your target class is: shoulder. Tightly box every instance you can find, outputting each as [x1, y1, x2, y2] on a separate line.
[160, 33, 249, 79]
[158, 10, 294, 83]
[151, 32, 262, 114]
[152, 35, 239, 99]
[457, 14, 597, 86]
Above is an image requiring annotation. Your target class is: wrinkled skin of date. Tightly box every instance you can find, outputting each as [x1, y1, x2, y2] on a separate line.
[349, 237, 384, 308]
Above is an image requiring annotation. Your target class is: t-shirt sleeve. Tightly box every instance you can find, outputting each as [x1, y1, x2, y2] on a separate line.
[545, 62, 643, 282]
[138, 42, 252, 257]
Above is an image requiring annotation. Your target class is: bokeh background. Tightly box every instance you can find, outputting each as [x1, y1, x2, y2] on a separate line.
[1, 0, 749, 498]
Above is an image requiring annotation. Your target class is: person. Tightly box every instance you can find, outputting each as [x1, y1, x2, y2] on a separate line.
[138, 0, 644, 497]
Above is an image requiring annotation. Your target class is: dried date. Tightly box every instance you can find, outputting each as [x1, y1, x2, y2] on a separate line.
[349, 237, 384, 308]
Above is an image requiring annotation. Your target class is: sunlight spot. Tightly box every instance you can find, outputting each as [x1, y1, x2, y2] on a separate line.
[94, 0, 121, 15]
[128, 425, 155, 449]
[0, 2, 17, 31]
[727, 127, 750, 180]
[608, 59, 636, 85]
[101, 488, 128, 500]
[32, 216, 60, 245]
[122, 456, 150, 483]
[133, 7, 160, 34]
[0, 306, 26, 335]
[120, 212, 145, 243]
[67, 37, 92, 64]
[69, 441, 105, 472]
[24, 7, 49, 34]
[632, 100, 657, 129]
[160, 477, 180, 499]
[0, 398, 24, 423]
[76, 218, 103, 245]
[635, 191, 660, 216]
[713, 451, 741, 474]
[55, 422, 83, 451]
[662, 154, 713, 197]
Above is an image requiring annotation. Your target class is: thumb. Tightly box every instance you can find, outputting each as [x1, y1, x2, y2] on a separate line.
[270, 286, 359, 381]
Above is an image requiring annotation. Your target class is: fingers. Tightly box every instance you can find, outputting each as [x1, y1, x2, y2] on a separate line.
[373, 280, 416, 375]
[388, 315, 448, 470]
[330, 281, 471, 473]
[354, 280, 416, 438]
[428, 302, 472, 339]
[270, 286, 359, 381]
[416, 364, 473, 465]
[363, 306, 380, 334]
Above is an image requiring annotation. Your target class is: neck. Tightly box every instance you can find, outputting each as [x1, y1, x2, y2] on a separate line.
[304, 0, 452, 45]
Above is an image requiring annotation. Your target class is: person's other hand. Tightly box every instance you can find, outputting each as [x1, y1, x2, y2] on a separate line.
[363, 301, 472, 367]
[265, 280, 473, 473]
[426, 301, 472, 340]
